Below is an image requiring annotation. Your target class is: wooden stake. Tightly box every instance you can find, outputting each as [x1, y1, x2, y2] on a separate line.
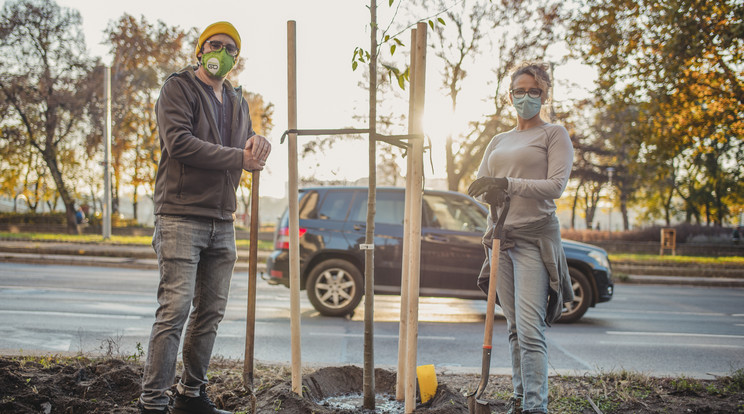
[396, 27, 417, 402]
[405, 22, 427, 414]
[287, 20, 302, 397]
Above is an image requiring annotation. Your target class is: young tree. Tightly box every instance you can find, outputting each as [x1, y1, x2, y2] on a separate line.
[0, 0, 98, 233]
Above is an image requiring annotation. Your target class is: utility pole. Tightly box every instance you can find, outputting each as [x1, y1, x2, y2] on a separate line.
[606, 167, 615, 233]
[103, 65, 112, 240]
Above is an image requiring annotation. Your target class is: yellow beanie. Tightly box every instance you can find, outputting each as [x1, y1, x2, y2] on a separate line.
[195, 21, 241, 59]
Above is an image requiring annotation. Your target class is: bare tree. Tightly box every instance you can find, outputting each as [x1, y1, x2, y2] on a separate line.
[0, 0, 98, 233]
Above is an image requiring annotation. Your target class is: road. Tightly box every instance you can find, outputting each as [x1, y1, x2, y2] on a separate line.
[0, 262, 742, 379]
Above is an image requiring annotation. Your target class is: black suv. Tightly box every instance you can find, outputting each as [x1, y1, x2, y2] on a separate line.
[266, 186, 613, 323]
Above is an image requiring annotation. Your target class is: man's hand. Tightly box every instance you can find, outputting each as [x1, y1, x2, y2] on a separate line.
[467, 176, 508, 206]
[243, 135, 271, 171]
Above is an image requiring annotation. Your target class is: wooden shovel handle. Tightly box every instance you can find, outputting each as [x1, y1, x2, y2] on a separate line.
[483, 238, 499, 348]
[243, 170, 260, 389]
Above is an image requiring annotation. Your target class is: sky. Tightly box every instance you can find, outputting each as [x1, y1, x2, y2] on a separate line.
[50, 0, 597, 199]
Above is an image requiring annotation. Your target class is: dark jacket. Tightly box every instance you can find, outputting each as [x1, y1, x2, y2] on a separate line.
[153, 65, 255, 220]
[478, 212, 573, 326]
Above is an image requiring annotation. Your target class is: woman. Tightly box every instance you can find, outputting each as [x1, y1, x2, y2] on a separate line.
[468, 63, 574, 414]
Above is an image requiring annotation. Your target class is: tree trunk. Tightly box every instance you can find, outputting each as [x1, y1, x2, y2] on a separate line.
[42, 147, 77, 233]
[446, 134, 458, 191]
[363, 0, 377, 409]
[570, 179, 583, 229]
[132, 187, 139, 221]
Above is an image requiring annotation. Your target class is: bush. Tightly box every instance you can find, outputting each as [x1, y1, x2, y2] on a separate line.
[0, 212, 67, 225]
[562, 223, 733, 243]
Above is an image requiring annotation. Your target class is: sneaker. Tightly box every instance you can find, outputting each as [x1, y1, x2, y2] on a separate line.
[138, 402, 169, 414]
[505, 396, 522, 414]
[172, 385, 231, 414]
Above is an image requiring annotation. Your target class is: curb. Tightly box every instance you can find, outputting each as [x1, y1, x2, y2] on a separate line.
[1, 241, 742, 288]
[0, 252, 267, 273]
[621, 274, 744, 288]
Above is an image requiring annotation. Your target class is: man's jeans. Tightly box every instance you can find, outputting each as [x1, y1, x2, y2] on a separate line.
[139, 215, 237, 410]
[495, 240, 550, 414]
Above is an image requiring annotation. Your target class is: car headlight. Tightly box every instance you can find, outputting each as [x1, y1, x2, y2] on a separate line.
[588, 250, 610, 269]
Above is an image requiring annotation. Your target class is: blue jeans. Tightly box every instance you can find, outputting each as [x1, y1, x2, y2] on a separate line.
[139, 215, 237, 409]
[495, 240, 550, 413]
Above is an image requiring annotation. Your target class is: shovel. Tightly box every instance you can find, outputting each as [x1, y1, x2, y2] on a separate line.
[468, 197, 510, 414]
[243, 170, 260, 413]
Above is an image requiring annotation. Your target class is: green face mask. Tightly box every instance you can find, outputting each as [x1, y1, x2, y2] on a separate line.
[201, 48, 235, 78]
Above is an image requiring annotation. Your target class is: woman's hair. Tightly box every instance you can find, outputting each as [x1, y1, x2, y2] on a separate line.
[510, 62, 552, 97]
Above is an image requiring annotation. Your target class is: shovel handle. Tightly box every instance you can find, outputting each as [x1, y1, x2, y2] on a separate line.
[483, 197, 509, 348]
[483, 238, 499, 347]
[243, 170, 260, 389]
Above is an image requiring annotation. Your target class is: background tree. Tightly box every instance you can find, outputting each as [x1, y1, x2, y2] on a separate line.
[102, 15, 194, 220]
[567, 0, 744, 227]
[409, 0, 562, 191]
[0, 0, 98, 233]
[235, 90, 274, 227]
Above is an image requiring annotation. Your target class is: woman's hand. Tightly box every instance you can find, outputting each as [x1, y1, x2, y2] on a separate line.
[468, 177, 508, 206]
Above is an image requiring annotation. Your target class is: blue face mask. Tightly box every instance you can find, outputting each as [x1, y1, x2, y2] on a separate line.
[512, 94, 542, 119]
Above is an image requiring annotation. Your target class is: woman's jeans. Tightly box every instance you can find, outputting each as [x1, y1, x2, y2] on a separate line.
[495, 240, 550, 413]
[139, 215, 237, 409]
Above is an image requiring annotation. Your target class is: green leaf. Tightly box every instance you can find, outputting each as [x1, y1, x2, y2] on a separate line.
[394, 38, 404, 46]
[384, 35, 390, 42]
[428, 20, 435, 29]
[397, 73, 406, 90]
[352, 61, 358, 71]
[389, 0, 394, 6]
[437, 17, 446, 25]
[390, 44, 397, 55]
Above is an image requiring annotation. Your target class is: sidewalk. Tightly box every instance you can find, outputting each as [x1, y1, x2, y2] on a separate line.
[1, 239, 743, 287]
[0, 240, 268, 273]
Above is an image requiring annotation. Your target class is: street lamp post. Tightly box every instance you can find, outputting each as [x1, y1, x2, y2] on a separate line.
[606, 167, 615, 233]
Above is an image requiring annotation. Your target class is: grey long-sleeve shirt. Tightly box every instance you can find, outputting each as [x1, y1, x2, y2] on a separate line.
[476, 123, 573, 228]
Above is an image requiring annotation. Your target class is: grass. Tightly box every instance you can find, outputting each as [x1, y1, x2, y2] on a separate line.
[5, 231, 740, 264]
[0, 231, 274, 251]
[610, 253, 744, 265]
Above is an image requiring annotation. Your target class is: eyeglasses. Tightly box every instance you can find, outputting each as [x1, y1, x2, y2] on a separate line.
[203, 40, 239, 57]
[510, 88, 543, 99]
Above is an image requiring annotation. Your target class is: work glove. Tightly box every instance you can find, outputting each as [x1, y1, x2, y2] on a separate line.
[468, 176, 508, 207]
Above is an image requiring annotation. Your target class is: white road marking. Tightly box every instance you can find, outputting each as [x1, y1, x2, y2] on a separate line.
[0, 310, 143, 319]
[598, 341, 744, 349]
[309, 332, 456, 341]
[594, 308, 726, 317]
[607, 331, 744, 339]
[548, 338, 594, 371]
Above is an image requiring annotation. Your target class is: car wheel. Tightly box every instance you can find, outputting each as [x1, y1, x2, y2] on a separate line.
[559, 267, 591, 323]
[306, 259, 363, 316]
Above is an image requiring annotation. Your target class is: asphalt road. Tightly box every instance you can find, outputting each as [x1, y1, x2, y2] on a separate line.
[0, 262, 742, 380]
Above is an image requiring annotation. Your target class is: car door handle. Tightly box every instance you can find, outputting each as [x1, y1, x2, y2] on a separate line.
[353, 224, 366, 231]
[424, 234, 448, 243]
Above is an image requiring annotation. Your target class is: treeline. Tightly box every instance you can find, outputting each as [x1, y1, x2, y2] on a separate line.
[0, 0, 273, 233]
[320, 0, 743, 229]
[1, 0, 742, 233]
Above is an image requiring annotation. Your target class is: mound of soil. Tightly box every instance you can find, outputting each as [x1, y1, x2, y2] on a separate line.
[1, 356, 742, 413]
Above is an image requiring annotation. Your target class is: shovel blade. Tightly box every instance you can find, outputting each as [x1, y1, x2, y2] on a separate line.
[468, 395, 493, 414]
[474, 398, 492, 414]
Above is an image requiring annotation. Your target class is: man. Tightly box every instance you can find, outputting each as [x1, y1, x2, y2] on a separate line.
[138, 21, 271, 414]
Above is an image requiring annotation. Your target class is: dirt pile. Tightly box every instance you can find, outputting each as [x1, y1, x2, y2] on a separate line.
[1, 356, 742, 413]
